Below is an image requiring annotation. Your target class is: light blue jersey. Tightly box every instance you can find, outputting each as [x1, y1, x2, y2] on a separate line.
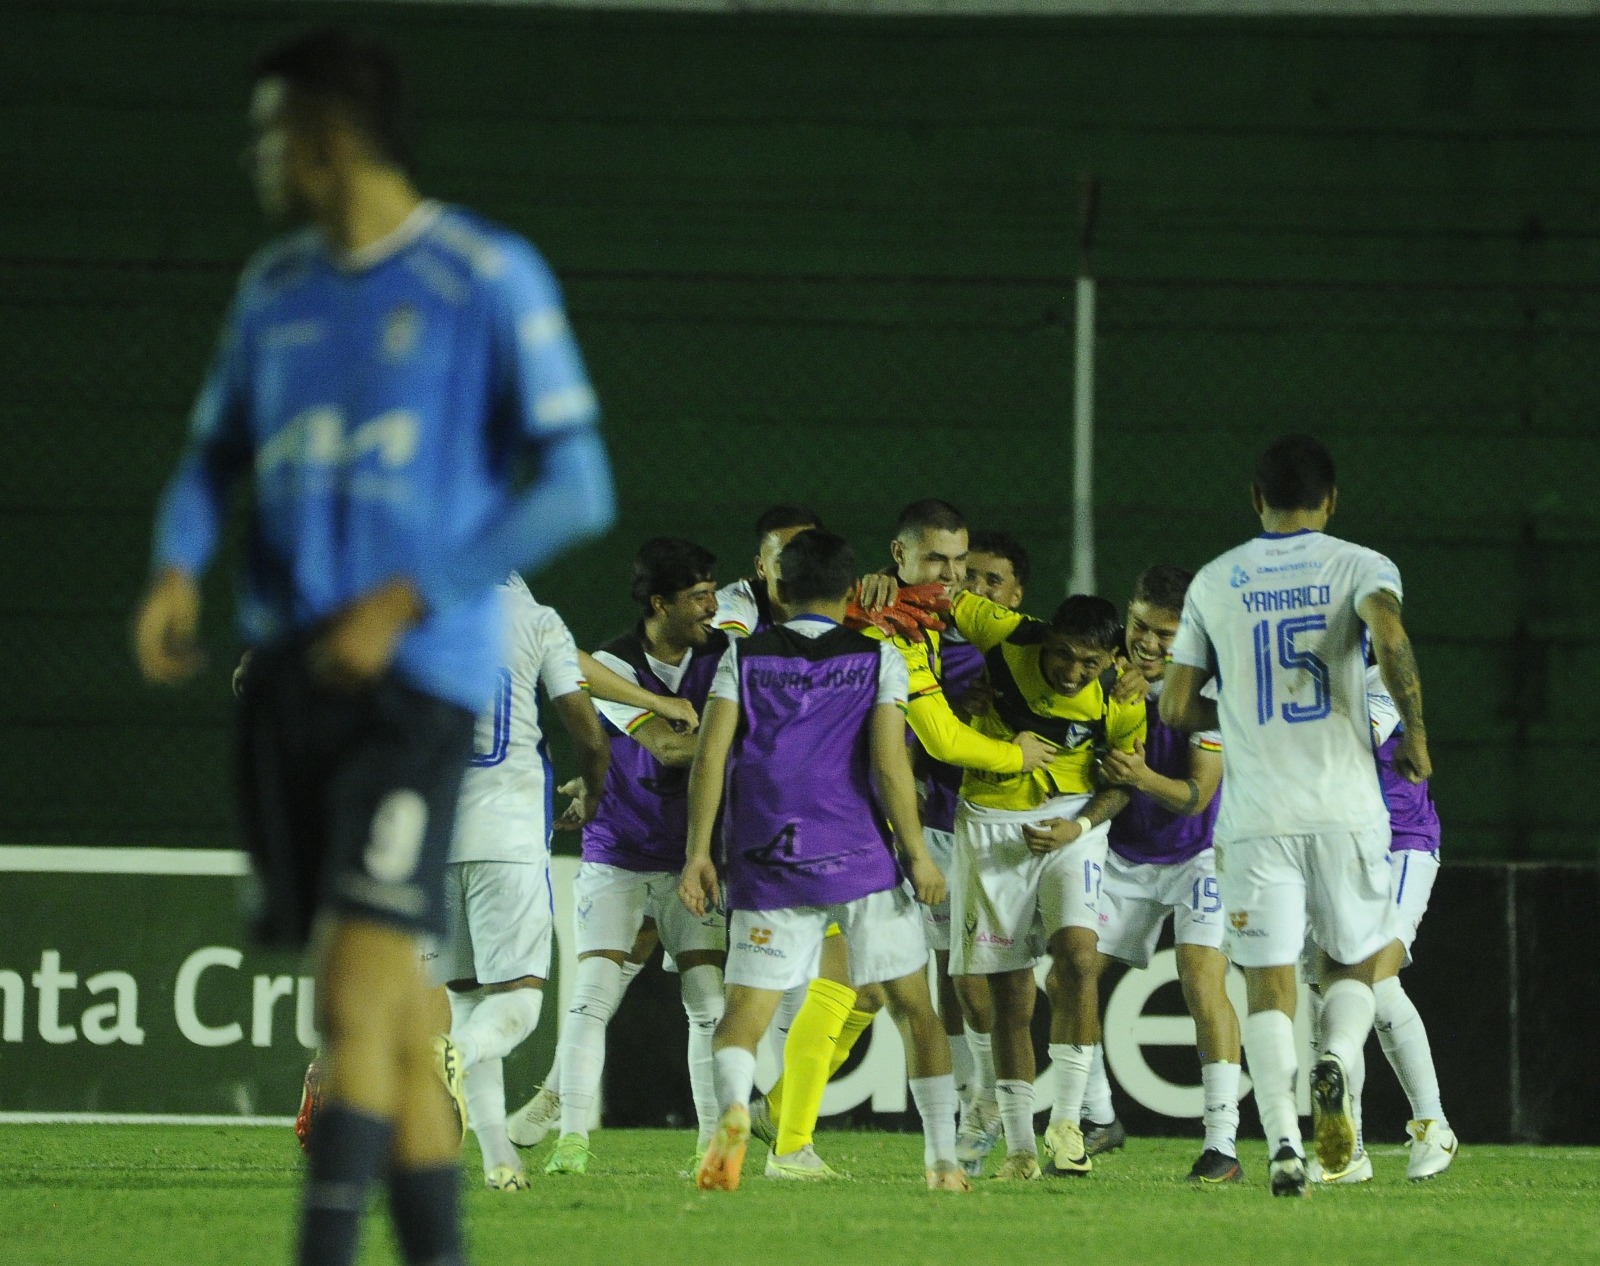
[152, 202, 615, 711]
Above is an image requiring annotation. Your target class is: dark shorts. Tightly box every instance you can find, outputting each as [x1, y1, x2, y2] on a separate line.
[236, 641, 477, 949]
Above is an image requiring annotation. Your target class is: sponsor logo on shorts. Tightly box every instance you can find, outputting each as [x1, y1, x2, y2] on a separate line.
[1230, 911, 1249, 930]
[735, 926, 785, 959]
[976, 932, 1015, 947]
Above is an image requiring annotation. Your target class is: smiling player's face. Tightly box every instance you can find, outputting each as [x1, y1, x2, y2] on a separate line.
[964, 550, 1023, 610]
[1039, 635, 1115, 697]
[1124, 599, 1181, 683]
[893, 528, 969, 600]
[660, 581, 720, 648]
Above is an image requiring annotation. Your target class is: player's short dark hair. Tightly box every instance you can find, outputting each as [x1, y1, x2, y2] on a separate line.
[1131, 564, 1193, 615]
[1255, 434, 1336, 511]
[777, 530, 857, 606]
[894, 498, 966, 542]
[968, 530, 1031, 587]
[255, 28, 415, 174]
[1047, 595, 1122, 652]
[754, 504, 825, 541]
[630, 537, 716, 611]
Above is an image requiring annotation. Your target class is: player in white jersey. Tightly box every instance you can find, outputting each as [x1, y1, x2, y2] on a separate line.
[1160, 435, 1432, 1198]
[425, 574, 608, 1191]
[714, 504, 825, 639]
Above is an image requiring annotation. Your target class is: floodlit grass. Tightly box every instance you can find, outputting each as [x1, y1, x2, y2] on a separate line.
[5, 1125, 1598, 1266]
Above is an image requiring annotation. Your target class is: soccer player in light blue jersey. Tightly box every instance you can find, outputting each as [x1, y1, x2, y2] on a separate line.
[132, 29, 614, 1266]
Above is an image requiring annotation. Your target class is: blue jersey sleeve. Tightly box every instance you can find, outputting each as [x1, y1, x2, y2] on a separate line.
[412, 240, 615, 612]
[150, 294, 255, 576]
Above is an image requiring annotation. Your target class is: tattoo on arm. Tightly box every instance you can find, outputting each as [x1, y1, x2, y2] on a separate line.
[1179, 778, 1200, 815]
[1381, 634, 1426, 737]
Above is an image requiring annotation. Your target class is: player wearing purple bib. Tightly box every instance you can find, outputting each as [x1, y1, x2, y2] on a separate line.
[679, 530, 967, 1192]
[1306, 665, 1456, 1183]
[1067, 566, 1243, 1183]
[543, 539, 729, 1176]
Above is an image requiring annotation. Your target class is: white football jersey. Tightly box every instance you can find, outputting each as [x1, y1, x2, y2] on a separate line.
[713, 576, 763, 638]
[451, 574, 587, 864]
[1171, 529, 1401, 842]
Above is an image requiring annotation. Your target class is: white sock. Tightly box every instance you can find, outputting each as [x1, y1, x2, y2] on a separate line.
[454, 988, 542, 1068]
[447, 989, 481, 1047]
[1084, 1042, 1115, 1125]
[542, 958, 645, 1096]
[909, 1074, 959, 1167]
[1200, 1061, 1241, 1158]
[1350, 1029, 1367, 1153]
[1318, 978, 1376, 1075]
[680, 964, 725, 1147]
[557, 957, 625, 1139]
[466, 1058, 520, 1173]
[995, 1079, 1037, 1157]
[966, 1029, 997, 1102]
[712, 1045, 758, 1112]
[1047, 1043, 1093, 1127]
[769, 982, 809, 1082]
[1374, 976, 1446, 1124]
[1243, 1009, 1301, 1158]
[949, 1028, 974, 1102]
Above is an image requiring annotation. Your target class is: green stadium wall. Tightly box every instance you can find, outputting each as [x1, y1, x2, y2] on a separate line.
[3, 2, 1597, 858]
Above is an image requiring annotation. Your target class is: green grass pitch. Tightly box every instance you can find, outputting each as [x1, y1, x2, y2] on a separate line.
[5, 1125, 1598, 1266]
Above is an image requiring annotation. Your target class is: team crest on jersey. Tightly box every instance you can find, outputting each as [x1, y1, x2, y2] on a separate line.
[1230, 911, 1249, 930]
[1230, 566, 1251, 588]
[1060, 721, 1097, 749]
[382, 304, 421, 360]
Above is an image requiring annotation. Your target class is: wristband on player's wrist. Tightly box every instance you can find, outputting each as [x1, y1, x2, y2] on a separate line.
[1073, 815, 1094, 836]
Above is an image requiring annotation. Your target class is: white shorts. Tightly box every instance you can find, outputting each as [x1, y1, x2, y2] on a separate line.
[1388, 849, 1439, 967]
[921, 828, 955, 953]
[426, 860, 553, 987]
[1215, 824, 1392, 969]
[949, 795, 1107, 976]
[1095, 848, 1226, 970]
[726, 886, 928, 993]
[573, 862, 726, 960]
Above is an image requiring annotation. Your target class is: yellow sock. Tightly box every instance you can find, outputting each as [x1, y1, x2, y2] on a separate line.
[830, 1008, 876, 1077]
[773, 978, 856, 1155]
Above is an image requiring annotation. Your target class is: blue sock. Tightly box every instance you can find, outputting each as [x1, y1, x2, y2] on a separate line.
[298, 1104, 392, 1266]
[388, 1163, 466, 1266]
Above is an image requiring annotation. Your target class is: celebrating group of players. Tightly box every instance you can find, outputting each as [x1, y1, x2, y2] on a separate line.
[132, 30, 1460, 1266]
[423, 444, 1459, 1199]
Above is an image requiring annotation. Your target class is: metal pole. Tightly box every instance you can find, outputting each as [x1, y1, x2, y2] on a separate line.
[1070, 275, 1096, 596]
[1069, 174, 1101, 597]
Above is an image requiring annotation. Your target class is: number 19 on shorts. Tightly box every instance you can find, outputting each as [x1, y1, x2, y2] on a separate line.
[1251, 615, 1331, 725]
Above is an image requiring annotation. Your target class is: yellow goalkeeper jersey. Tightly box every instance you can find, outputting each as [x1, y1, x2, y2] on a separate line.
[949, 590, 1146, 811]
[860, 623, 1025, 778]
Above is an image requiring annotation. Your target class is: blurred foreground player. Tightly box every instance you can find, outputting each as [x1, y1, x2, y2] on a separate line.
[133, 28, 614, 1266]
[1161, 435, 1431, 1198]
[679, 530, 966, 1191]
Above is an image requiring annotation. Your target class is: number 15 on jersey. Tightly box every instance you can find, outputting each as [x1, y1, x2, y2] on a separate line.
[1251, 615, 1331, 725]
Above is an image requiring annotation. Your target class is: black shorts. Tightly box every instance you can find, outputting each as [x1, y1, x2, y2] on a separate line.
[236, 641, 477, 949]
